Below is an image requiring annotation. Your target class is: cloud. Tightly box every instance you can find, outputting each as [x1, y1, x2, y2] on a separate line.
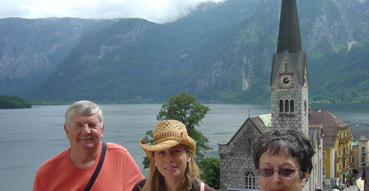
[0, 0, 227, 23]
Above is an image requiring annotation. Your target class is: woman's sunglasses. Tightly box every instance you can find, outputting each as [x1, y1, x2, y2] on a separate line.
[257, 168, 300, 177]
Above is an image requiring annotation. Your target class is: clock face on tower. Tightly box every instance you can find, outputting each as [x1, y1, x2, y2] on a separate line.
[279, 73, 294, 88]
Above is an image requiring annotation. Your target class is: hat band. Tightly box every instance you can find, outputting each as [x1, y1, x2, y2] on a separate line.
[153, 137, 182, 145]
[153, 131, 183, 143]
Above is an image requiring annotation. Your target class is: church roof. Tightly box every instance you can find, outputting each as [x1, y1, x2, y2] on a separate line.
[277, 0, 302, 53]
[270, 0, 308, 87]
[258, 114, 271, 128]
[309, 110, 350, 147]
[218, 116, 269, 146]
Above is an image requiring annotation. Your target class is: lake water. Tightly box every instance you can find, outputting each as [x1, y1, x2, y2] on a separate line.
[0, 103, 368, 190]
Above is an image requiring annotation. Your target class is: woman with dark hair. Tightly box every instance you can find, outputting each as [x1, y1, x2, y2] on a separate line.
[252, 129, 315, 191]
[132, 120, 216, 191]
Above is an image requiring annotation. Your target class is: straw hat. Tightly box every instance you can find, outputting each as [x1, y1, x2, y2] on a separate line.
[139, 120, 196, 160]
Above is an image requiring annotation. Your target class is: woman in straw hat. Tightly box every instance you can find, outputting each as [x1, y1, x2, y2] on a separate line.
[132, 120, 216, 191]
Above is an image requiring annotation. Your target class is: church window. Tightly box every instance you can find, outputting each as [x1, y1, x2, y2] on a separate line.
[290, 100, 294, 112]
[279, 99, 295, 114]
[304, 101, 307, 114]
[285, 100, 289, 112]
[279, 100, 283, 112]
[244, 171, 256, 189]
[248, 138, 252, 147]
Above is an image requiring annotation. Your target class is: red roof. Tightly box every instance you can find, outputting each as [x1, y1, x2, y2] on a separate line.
[309, 110, 350, 147]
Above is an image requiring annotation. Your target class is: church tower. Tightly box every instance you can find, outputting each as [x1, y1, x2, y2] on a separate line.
[270, 0, 309, 136]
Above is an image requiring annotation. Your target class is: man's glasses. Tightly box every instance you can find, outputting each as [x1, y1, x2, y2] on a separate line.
[257, 168, 300, 177]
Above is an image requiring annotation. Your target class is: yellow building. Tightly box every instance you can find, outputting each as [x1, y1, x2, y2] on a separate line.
[309, 109, 353, 186]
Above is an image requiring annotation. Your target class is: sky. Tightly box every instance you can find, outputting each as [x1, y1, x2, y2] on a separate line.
[0, 0, 227, 23]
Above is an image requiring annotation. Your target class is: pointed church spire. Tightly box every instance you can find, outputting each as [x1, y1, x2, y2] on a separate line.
[276, 0, 302, 53]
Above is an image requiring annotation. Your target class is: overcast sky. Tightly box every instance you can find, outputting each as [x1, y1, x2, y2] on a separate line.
[0, 0, 227, 23]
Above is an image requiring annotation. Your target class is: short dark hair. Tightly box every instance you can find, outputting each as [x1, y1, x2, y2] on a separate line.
[252, 129, 314, 176]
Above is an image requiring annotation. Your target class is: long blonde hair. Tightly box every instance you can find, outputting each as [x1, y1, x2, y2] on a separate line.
[140, 145, 202, 191]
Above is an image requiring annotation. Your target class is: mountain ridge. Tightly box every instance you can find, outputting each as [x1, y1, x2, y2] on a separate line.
[1, 0, 368, 103]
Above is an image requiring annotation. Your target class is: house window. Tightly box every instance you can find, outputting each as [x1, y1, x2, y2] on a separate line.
[323, 151, 326, 160]
[362, 147, 365, 153]
[245, 171, 256, 189]
[361, 157, 366, 163]
[323, 166, 326, 176]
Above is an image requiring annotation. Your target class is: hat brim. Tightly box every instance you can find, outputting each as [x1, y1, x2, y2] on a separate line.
[140, 139, 181, 152]
[140, 139, 182, 160]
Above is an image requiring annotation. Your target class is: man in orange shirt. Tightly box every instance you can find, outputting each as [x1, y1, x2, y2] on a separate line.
[33, 100, 144, 191]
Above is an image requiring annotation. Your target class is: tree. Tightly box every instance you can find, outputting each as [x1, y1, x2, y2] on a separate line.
[142, 92, 211, 168]
[0, 95, 32, 109]
[199, 156, 220, 189]
[156, 92, 212, 160]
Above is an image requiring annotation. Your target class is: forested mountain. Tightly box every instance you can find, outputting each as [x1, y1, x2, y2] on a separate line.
[2, 0, 369, 103]
[0, 18, 117, 95]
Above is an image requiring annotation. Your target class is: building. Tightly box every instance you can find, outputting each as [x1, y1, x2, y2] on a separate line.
[218, 116, 269, 190]
[218, 0, 322, 190]
[351, 126, 369, 171]
[309, 109, 353, 188]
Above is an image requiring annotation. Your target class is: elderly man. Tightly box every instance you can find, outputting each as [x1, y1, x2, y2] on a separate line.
[33, 100, 144, 190]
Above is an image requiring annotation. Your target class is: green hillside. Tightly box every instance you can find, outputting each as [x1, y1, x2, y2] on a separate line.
[0, 95, 31, 109]
[21, 0, 369, 103]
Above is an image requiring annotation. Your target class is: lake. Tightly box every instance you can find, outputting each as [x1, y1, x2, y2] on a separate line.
[0, 103, 368, 190]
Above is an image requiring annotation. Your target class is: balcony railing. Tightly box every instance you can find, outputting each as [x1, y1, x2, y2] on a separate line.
[342, 168, 347, 173]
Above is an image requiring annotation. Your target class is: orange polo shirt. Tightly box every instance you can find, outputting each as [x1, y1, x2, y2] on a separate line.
[33, 142, 144, 191]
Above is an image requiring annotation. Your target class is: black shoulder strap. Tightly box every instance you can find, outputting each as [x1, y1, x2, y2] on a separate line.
[84, 142, 107, 191]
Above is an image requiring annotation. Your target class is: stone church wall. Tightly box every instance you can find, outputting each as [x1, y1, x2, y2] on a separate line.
[218, 119, 263, 191]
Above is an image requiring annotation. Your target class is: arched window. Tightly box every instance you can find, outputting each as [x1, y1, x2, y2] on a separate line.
[279, 100, 283, 112]
[290, 100, 294, 112]
[285, 100, 289, 112]
[245, 171, 256, 189]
